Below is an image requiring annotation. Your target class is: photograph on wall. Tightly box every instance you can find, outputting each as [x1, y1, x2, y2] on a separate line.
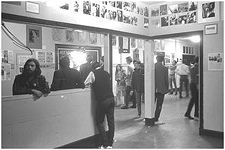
[187, 11, 197, 23]
[150, 18, 160, 27]
[102, 1, 108, 5]
[183, 46, 186, 53]
[36, 51, 46, 64]
[189, 1, 197, 11]
[178, 2, 188, 13]
[117, 10, 123, 22]
[170, 14, 178, 25]
[73, 1, 79, 12]
[46, 51, 54, 63]
[52, 28, 63, 41]
[1, 63, 11, 80]
[59, 2, 69, 10]
[208, 52, 223, 70]
[144, 7, 149, 17]
[112, 36, 117, 46]
[2, 50, 8, 63]
[123, 14, 131, 24]
[89, 32, 97, 44]
[151, 7, 159, 17]
[133, 48, 139, 61]
[137, 39, 143, 49]
[161, 16, 169, 27]
[78, 31, 86, 43]
[144, 18, 149, 28]
[139, 7, 144, 15]
[26, 25, 42, 49]
[177, 14, 187, 24]
[130, 2, 136, 12]
[101, 5, 107, 18]
[198, 1, 219, 23]
[130, 16, 138, 26]
[168, 4, 178, 14]
[83, 1, 91, 15]
[91, 3, 100, 17]
[123, 2, 130, 12]
[116, 1, 122, 9]
[160, 4, 167, 16]
[131, 38, 136, 48]
[66, 30, 74, 42]
[109, 1, 115, 7]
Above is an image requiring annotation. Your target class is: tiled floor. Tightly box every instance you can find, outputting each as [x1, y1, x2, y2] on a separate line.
[113, 94, 223, 148]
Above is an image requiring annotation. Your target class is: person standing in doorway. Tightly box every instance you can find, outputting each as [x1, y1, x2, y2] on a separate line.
[80, 54, 93, 82]
[130, 60, 144, 118]
[84, 62, 115, 148]
[175, 59, 190, 98]
[121, 56, 135, 109]
[154, 55, 169, 122]
[184, 56, 199, 119]
[168, 60, 178, 95]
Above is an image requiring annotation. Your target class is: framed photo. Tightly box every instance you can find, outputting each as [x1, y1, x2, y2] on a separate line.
[25, 1, 39, 14]
[26, 25, 42, 49]
[205, 24, 218, 35]
[198, 1, 220, 23]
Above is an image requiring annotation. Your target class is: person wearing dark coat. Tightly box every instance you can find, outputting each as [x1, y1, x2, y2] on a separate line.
[154, 55, 169, 122]
[51, 56, 84, 91]
[130, 60, 144, 118]
[80, 54, 93, 82]
[13, 58, 50, 98]
[84, 62, 115, 148]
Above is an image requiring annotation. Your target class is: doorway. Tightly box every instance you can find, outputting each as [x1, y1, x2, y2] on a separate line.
[152, 31, 203, 134]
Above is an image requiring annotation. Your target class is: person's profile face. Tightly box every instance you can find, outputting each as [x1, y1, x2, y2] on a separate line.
[26, 61, 36, 74]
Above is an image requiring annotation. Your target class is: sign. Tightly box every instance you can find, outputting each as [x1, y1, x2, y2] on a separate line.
[205, 24, 217, 35]
[208, 52, 223, 71]
[118, 37, 130, 53]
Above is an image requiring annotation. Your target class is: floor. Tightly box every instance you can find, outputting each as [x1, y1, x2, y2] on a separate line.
[113, 94, 223, 148]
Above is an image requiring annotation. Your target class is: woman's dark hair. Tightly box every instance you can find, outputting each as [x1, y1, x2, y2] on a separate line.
[126, 56, 132, 63]
[22, 58, 41, 77]
[115, 64, 122, 74]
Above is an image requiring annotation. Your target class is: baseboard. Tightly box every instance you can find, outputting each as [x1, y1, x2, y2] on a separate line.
[57, 134, 101, 148]
[145, 118, 155, 126]
[200, 128, 224, 138]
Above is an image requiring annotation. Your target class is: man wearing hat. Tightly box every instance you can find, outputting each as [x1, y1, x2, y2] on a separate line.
[154, 54, 169, 122]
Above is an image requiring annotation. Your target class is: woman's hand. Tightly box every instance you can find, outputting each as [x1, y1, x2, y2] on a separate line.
[31, 89, 43, 98]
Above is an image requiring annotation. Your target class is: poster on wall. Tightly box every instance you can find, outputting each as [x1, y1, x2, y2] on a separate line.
[26, 25, 42, 49]
[83, 1, 91, 15]
[198, 1, 219, 23]
[189, 1, 197, 11]
[89, 32, 97, 44]
[151, 7, 159, 17]
[66, 30, 74, 42]
[1, 63, 11, 80]
[73, 1, 79, 12]
[144, 18, 149, 28]
[36, 51, 46, 64]
[2, 50, 13, 64]
[46, 51, 54, 63]
[133, 48, 139, 61]
[17, 54, 33, 74]
[52, 28, 63, 41]
[208, 52, 223, 70]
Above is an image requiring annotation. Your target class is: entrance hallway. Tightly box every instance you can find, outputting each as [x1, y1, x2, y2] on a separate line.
[113, 94, 223, 148]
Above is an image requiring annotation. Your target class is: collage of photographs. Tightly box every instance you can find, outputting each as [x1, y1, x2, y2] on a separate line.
[150, 1, 198, 27]
[59, 1, 150, 29]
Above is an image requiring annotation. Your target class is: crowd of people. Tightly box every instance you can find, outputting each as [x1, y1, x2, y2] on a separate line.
[12, 53, 199, 148]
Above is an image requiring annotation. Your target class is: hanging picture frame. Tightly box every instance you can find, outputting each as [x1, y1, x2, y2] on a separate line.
[198, 1, 220, 23]
[26, 25, 42, 49]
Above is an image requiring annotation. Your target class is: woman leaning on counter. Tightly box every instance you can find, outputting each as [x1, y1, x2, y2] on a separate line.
[12, 58, 50, 98]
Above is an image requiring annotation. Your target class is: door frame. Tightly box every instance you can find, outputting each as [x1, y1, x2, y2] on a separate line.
[151, 31, 203, 134]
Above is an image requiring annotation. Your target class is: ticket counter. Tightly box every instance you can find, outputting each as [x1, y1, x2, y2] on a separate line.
[2, 88, 98, 148]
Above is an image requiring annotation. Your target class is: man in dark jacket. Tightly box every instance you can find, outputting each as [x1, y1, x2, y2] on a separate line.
[51, 56, 84, 91]
[154, 55, 169, 122]
[84, 62, 114, 148]
[80, 54, 93, 82]
[130, 60, 144, 118]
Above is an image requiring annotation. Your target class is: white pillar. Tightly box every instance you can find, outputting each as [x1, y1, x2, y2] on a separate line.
[144, 39, 155, 126]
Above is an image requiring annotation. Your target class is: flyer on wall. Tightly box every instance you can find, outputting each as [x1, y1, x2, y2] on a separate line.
[208, 52, 223, 70]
